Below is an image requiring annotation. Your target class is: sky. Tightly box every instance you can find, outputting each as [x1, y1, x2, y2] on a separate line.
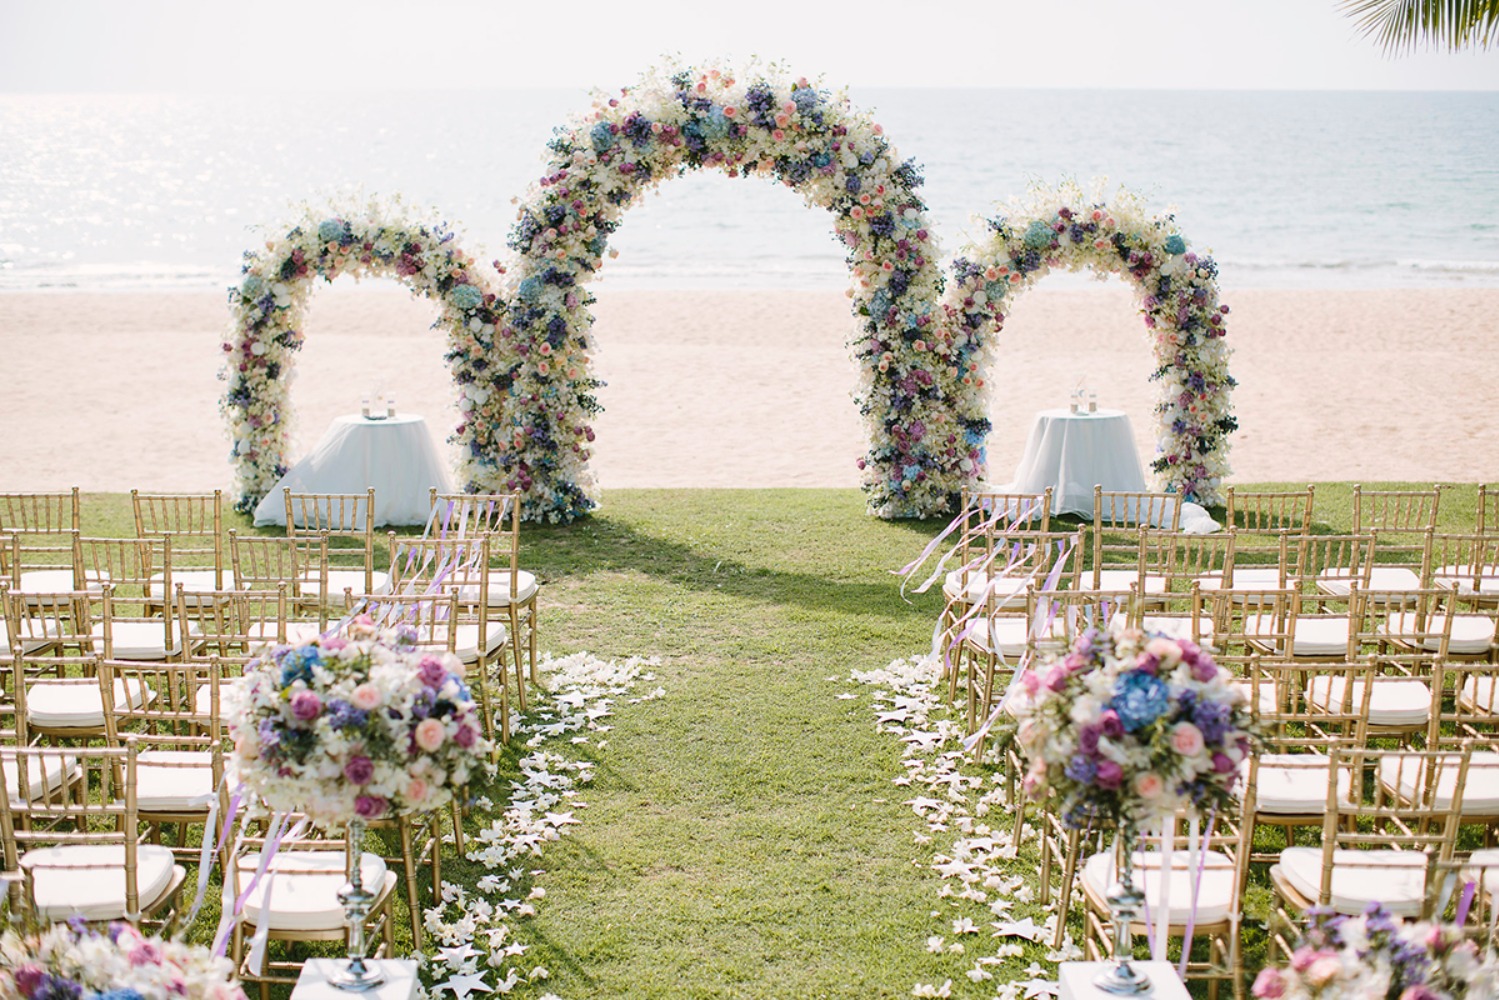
[1, 0, 1497, 92]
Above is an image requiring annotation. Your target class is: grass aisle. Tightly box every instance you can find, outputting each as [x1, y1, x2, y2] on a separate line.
[511, 489, 950, 998]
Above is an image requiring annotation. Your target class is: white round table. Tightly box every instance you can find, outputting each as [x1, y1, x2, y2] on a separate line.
[251, 414, 454, 527]
[1009, 407, 1149, 517]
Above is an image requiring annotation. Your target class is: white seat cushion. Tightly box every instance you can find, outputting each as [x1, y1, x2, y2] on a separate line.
[1464, 848, 1499, 895]
[1197, 567, 1283, 593]
[1318, 566, 1422, 597]
[1, 752, 77, 806]
[1245, 615, 1351, 656]
[89, 621, 199, 659]
[136, 749, 216, 811]
[244, 621, 325, 646]
[456, 570, 539, 606]
[27, 678, 154, 729]
[1378, 751, 1499, 817]
[941, 572, 1029, 609]
[1078, 570, 1168, 595]
[1277, 846, 1428, 916]
[0, 617, 58, 654]
[436, 622, 507, 663]
[21, 843, 179, 921]
[1252, 753, 1347, 815]
[1135, 615, 1215, 643]
[1232, 680, 1280, 717]
[971, 616, 1065, 657]
[1460, 675, 1499, 714]
[1082, 850, 1237, 925]
[301, 569, 391, 597]
[146, 570, 227, 600]
[235, 850, 390, 932]
[17, 568, 108, 593]
[1433, 564, 1499, 596]
[1306, 675, 1430, 726]
[1383, 612, 1495, 654]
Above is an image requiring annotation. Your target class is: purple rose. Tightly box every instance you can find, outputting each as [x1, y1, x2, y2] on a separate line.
[1044, 666, 1069, 692]
[344, 755, 374, 785]
[1063, 652, 1088, 673]
[290, 690, 322, 722]
[12, 966, 45, 996]
[1077, 724, 1101, 756]
[1212, 752, 1236, 774]
[418, 656, 448, 688]
[1192, 658, 1219, 683]
[354, 795, 387, 819]
[1178, 639, 1201, 664]
[1099, 710, 1124, 739]
[1095, 759, 1124, 790]
[453, 723, 476, 749]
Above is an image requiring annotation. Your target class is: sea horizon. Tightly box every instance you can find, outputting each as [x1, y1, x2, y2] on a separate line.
[3, 86, 1496, 293]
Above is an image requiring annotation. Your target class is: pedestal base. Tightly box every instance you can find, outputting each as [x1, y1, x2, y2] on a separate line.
[1059, 962, 1190, 1000]
[292, 959, 418, 1000]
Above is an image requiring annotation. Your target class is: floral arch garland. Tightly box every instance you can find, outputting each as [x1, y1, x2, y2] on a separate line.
[221, 201, 502, 514]
[491, 63, 989, 522]
[944, 184, 1235, 505]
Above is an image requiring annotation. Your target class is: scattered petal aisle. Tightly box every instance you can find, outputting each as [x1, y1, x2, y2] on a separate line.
[420, 653, 664, 999]
[849, 656, 1078, 1000]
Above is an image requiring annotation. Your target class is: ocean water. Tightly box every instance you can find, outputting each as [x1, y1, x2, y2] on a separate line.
[1, 87, 1496, 292]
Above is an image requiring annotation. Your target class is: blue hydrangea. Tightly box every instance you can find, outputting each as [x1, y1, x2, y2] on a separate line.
[449, 283, 484, 311]
[240, 274, 265, 300]
[278, 645, 320, 687]
[1023, 219, 1054, 251]
[94, 989, 145, 1000]
[699, 107, 730, 143]
[792, 87, 820, 114]
[517, 275, 544, 302]
[317, 219, 347, 243]
[1110, 670, 1170, 732]
[1064, 754, 1098, 785]
[590, 122, 616, 153]
[1164, 234, 1187, 255]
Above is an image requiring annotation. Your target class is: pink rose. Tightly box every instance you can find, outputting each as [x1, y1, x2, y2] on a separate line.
[1044, 666, 1068, 692]
[414, 717, 446, 753]
[1133, 772, 1165, 800]
[321, 637, 347, 652]
[1304, 956, 1343, 988]
[350, 683, 383, 711]
[1145, 637, 1182, 670]
[1170, 722, 1206, 757]
[290, 690, 322, 721]
[406, 778, 430, 804]
[1251, 968, 1286, 999]
[1020, 670, 1041, 697]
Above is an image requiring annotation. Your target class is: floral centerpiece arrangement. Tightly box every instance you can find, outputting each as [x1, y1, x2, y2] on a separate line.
[1253, 904, 1499, 1000]
[1014, 625, 1255, 827]
[0, 919, 246, 1000]
[226, 614, 491, 823]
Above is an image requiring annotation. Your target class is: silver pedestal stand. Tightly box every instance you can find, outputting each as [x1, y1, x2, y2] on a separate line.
[1093, 825, 1153, 996]
[327, 819, 387, 992]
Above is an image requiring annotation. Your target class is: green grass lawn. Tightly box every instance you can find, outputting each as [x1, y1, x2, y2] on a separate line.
[55, 484, 1489, 998]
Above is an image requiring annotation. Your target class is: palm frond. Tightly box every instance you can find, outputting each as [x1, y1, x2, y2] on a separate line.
[1338, 0, 1499, 53]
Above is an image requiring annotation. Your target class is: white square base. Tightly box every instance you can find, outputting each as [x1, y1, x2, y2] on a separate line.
[1059, 961, 1191, 1000]
[292, 959, 418, 1000]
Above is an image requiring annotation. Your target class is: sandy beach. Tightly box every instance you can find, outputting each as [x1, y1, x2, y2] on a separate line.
[2, 284, 1496, 495]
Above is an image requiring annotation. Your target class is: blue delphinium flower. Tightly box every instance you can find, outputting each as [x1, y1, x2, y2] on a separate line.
[1110, 670, 1170, 732]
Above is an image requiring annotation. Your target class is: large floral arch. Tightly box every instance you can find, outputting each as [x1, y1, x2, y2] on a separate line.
[487, 64, 989, 523]
[944, 183, 1235, 505]
[221, 201, 502, 514]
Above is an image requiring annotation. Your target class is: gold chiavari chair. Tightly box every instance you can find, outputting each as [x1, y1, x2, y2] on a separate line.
[1479, 484, 1497, 535]
[131, 490, 227, 609]
[0, 490, 83, 595]
[75, 536, 187, 661]
[283, 489, 388, 602]
[228, 530, 329, 616]
[1265, 745, 1471, 961]
[228, 814, 397, 999]
[1300, 532, 1378, 602]
[1242, 656, 1372, 863]
[1430, 532, 1499, 607]
[1225, 485, 1316, 538]
[0, 741, 186, 929]
[1078, 488, 1183, 596]
[99, 658, 224, 862]
[429, 490, 544, 687]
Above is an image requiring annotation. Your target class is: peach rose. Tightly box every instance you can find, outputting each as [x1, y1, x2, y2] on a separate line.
[1133, 772, 1165, 800]
[406, 778, 430, 804]
[1145, 637, 1182, 670]
[350, 683, 383, 711]
[414, 717, 446, 753]
[1170, 722, 1206, 757]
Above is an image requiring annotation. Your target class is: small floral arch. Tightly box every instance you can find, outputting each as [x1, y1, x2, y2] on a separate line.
[944, 183, 1235, 505]
[491, 62, 988, 523]
[221, 200, 503, 514]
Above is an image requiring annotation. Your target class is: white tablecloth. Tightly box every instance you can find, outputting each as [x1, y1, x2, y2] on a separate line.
[1001, 407, 1218, 531]
[252, 414, 453, 528]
